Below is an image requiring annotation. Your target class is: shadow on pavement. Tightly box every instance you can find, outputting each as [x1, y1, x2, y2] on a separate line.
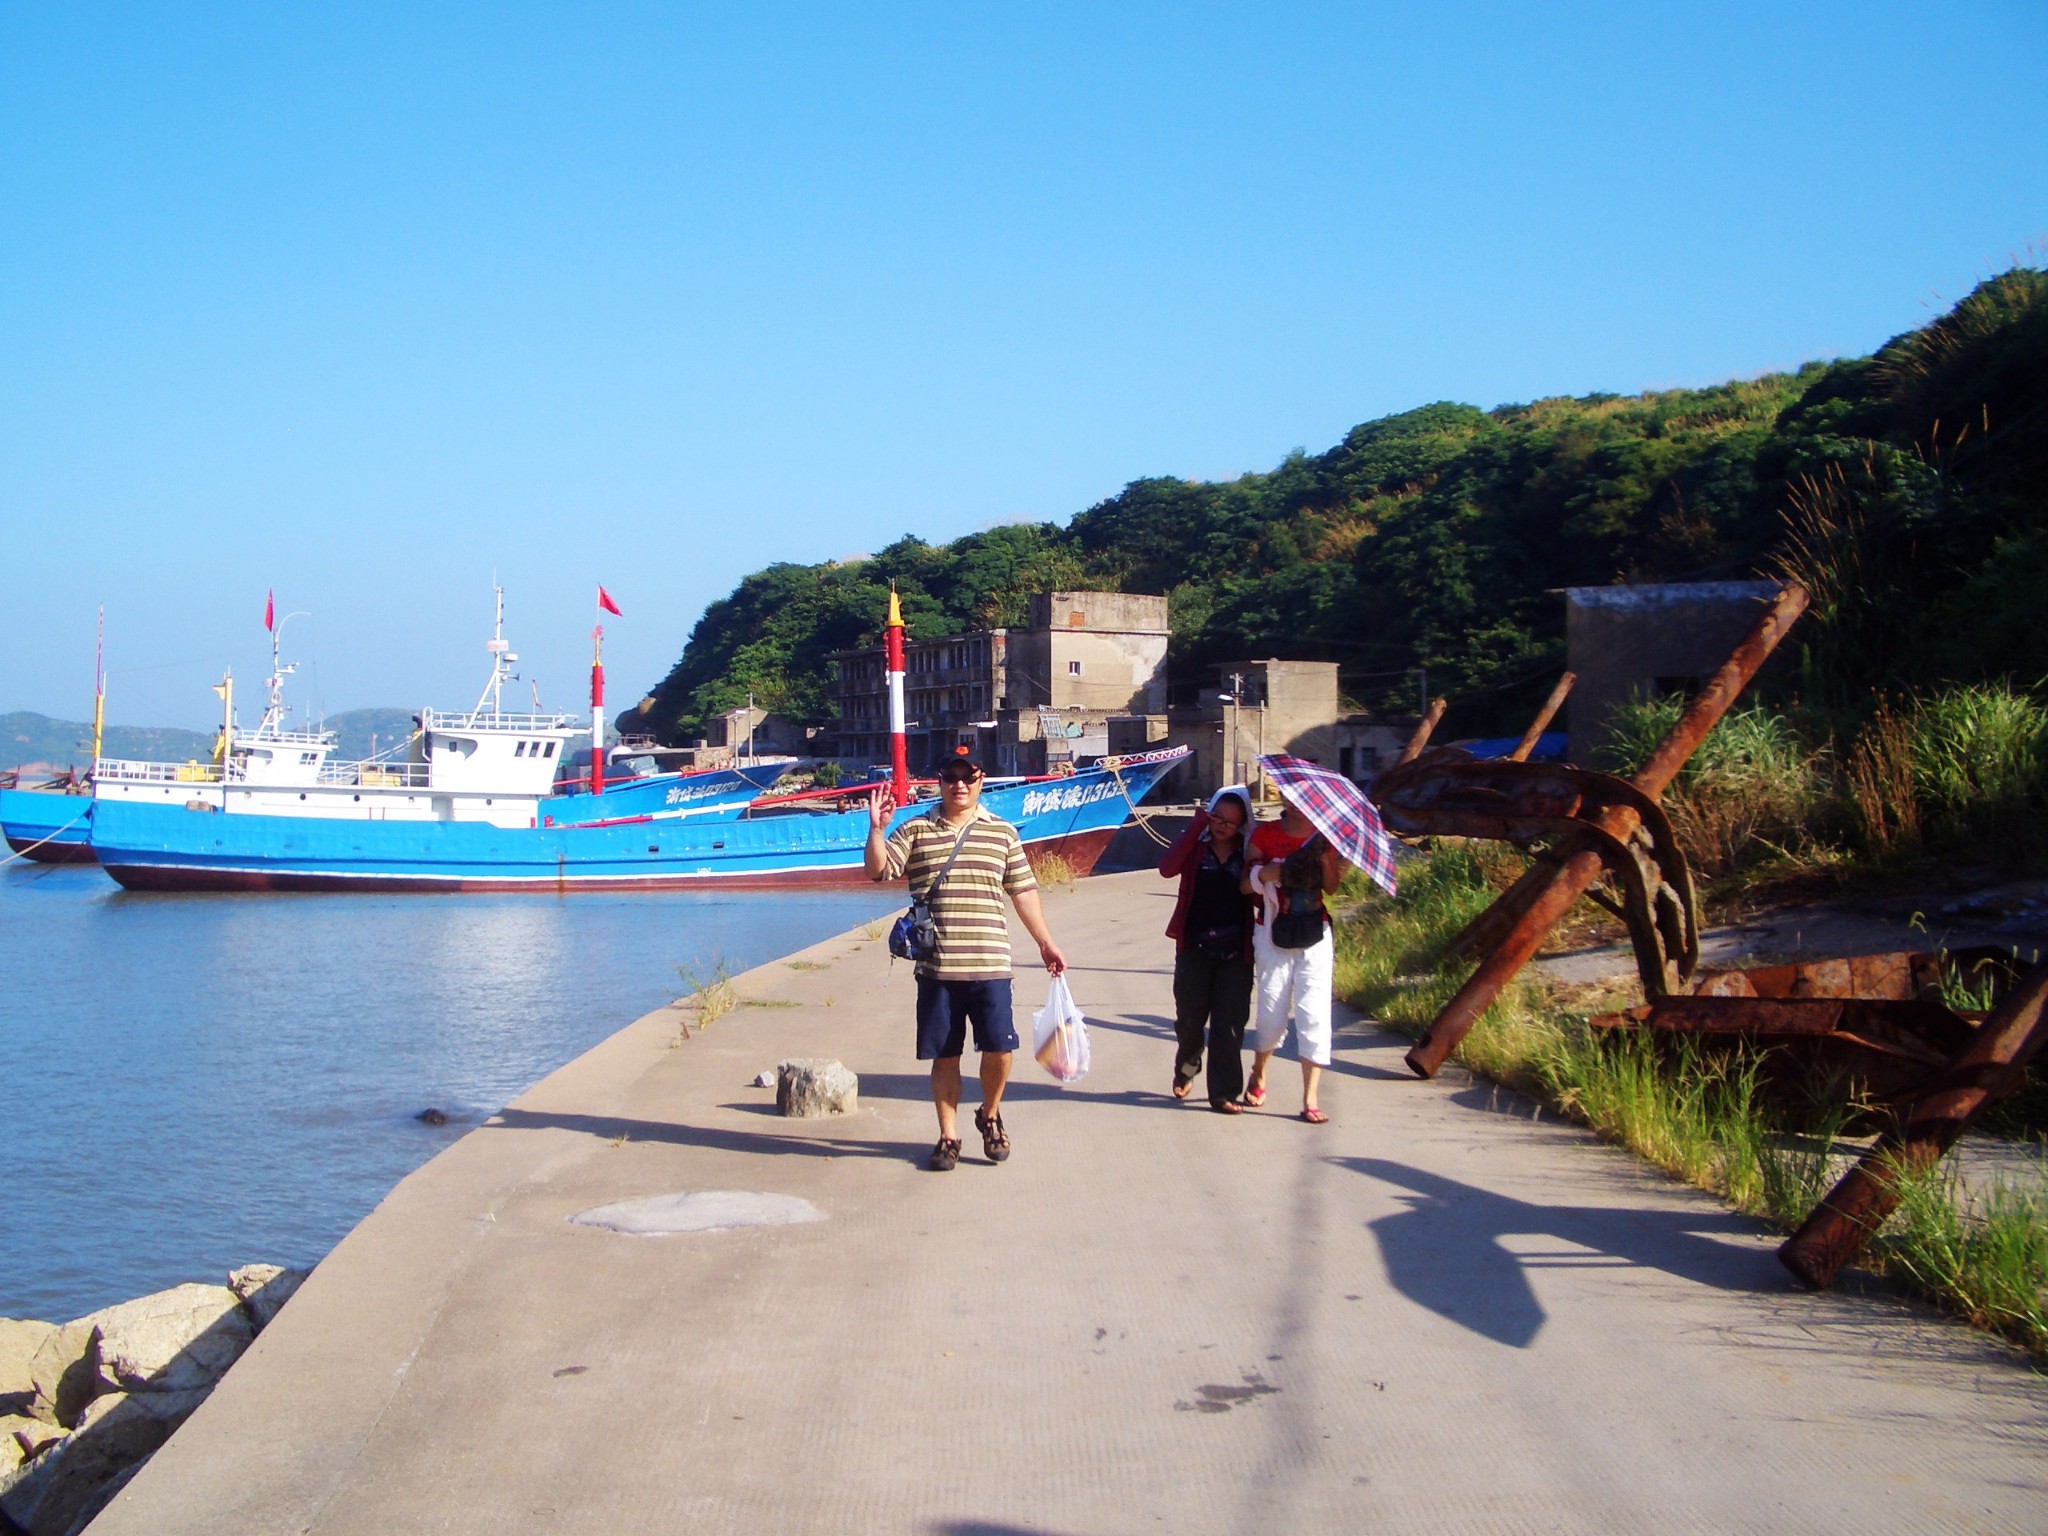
[490, 1107, 928, 1165]
[1336, 1156, 1779, 1349]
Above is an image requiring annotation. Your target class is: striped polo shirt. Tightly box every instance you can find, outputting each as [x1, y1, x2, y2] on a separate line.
[882, 806, 1037, 980]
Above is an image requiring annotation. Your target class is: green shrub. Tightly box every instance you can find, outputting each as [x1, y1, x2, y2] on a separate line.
[1596, 697, 1821, 876]
[1907, 683, 2047, 843]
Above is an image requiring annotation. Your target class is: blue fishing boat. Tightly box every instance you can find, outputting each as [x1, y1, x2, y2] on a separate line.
[0, 777, 96, 864]
[88, 747, 1186, 891]
[83, 586, 1190, 892]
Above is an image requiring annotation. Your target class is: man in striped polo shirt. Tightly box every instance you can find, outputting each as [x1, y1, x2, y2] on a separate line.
[865, 750, 1067, 1171]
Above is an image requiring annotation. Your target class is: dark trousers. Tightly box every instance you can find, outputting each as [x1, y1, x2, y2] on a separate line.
[1172, 945, 1253, 1107]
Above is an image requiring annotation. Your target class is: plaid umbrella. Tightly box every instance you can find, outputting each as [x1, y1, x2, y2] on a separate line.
[1258, 754, 1399, 896]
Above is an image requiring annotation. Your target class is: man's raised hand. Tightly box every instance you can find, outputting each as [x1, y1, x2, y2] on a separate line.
[866, 784, 896, 831]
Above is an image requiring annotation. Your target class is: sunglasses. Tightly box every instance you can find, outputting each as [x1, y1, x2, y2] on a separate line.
[938, 768, 982, 785]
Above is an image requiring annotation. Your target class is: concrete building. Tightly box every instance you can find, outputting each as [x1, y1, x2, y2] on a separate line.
[617, 702, 802, 771]
[1162, 659, 1408, 800]
[1564, 580, 1784, 761]
[830, 591, 1170, 777]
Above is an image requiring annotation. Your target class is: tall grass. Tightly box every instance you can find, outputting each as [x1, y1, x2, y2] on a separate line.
[1844, 698, 1922, 857]
[1335, 845, 2048, 1356]
[1907, 683, 2047, 843]
[1597, 698, 1821, 877]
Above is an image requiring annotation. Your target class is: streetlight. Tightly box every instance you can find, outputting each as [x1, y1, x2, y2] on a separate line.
[1218, 678, 1243, 792]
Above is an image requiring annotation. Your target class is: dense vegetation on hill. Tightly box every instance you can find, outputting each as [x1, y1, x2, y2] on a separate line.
[640, 266, 2047, 741]
[1, 708, 419, 774]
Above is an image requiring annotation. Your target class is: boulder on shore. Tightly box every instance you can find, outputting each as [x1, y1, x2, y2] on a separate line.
[0, 1319, 57, 1411]
[0, 1388, 205, 1536]
[1, 1411, 61, 1476]
[86, 1283, 253, 1396]
[26, 1323, 99, 1429]
[228, 1264, 308, 1330]
[776, 1058, 859, 1117]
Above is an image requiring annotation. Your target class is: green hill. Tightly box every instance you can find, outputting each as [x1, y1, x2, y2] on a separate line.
[640, 265, 2046, 740]
[1, 713, 215, 774]
[0, 708, 420, 774]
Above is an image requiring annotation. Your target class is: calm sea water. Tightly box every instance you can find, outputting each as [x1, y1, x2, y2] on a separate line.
[0, 862, 896, 1322]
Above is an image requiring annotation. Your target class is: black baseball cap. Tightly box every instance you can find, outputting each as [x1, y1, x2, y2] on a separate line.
[937, 746, 985, 780]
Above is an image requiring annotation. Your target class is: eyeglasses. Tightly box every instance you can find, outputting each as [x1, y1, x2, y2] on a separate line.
[1210, 815, 1245, 830]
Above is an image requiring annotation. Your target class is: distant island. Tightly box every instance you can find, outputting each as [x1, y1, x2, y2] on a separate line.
[1, 709, 419, 776]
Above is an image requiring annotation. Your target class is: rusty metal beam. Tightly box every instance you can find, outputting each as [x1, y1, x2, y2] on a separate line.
[1590, 995, 1971, 1064]
[1399, 584, 1809, 1079]
[1510, 671, 1576, 762]
[1777, 961, 2048, 1289]
[1396, 698, 1447, 766]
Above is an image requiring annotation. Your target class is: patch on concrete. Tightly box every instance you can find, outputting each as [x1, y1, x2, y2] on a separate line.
[1174, 1372, 1280, 1414]
[568, 1191, 826, 1237]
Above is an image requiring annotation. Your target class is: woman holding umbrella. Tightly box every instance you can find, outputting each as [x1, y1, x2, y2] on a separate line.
[1242, 756, 1400, 1123]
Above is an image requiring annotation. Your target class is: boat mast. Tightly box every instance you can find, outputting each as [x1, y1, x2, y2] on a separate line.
[259, 597, 298, 738]
[589, 623, 606, 796]
[91, 605, 105, 767]
[213, 671, 234, 765]
[473, 584, 516, 723]
[886, 587, 910, 806]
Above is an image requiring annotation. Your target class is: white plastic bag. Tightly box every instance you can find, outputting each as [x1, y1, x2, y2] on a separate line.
[1032, 973, 1091, 1084]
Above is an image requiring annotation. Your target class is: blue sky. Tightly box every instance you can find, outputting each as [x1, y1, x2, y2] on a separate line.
[3, 3, 2042, 730]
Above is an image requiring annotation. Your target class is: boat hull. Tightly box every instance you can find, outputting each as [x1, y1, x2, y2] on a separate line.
[1, 788, 97, 864]
[89, 752, 1184, 893]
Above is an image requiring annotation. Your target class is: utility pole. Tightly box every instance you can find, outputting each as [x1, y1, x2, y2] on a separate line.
[1227, 671, 1244, 790]
[745, 690, 756, 762]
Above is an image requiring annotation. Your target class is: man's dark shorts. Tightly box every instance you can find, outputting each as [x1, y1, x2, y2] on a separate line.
[915, 977, 1019, 1060]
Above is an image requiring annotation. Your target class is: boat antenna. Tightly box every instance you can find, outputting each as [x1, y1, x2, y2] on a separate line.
[473, 583, 516, 722]
[262, 603, 311, 738]
[91, 605, 105, 766]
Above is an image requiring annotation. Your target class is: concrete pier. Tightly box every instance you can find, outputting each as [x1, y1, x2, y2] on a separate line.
[92, 872, 2048, 1534]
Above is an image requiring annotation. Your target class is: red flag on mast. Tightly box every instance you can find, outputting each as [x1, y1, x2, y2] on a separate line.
[597, 586, 622, 617]
[264, 590, 275, 631]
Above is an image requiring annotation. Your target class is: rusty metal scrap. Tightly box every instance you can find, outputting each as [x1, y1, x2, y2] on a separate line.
[1368, 582, 1810, 1080]
[1510, 670, 1575, 763]
[1778, 960, 2048, 1289]
[1373, 749, 1698, 1003]
[1589, 993, 1977, 1106]
[1691, 946, 2020, 1003]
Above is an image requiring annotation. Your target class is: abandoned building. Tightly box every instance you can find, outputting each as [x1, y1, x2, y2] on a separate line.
[829, 591, 1171, 776]
[1564, 580, 1785, 761]
[1159, 658, 1415, 799]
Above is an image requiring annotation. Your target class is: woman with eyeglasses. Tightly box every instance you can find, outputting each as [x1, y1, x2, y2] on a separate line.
[1157, 785, 1256, 1113]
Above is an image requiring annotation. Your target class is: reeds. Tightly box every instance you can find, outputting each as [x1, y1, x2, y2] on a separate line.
[1598, 698, 1821, 878]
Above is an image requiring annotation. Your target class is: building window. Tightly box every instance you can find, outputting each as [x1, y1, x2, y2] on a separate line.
[1068, 660, 1082, 677]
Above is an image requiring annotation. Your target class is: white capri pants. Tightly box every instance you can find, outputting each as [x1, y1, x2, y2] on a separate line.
[1249, 920, 1333, 1066]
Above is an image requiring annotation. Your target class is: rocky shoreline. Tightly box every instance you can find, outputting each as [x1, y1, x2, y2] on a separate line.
[0, 1265, 306, 1536]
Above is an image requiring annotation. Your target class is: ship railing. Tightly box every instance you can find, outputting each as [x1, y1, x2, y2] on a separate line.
[95, 757, 225, 785]
[419, 708, 583, 734]
[319, 760, 433, 788]
[237, 728, 337, 749]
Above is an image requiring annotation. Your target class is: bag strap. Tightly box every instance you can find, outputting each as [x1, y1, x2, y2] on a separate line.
[914, 817, 976, 902]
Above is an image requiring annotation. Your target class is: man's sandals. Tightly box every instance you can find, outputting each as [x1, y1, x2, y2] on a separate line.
[928, 1137, 962, 1172]
[974, 1106, 1011, 1163]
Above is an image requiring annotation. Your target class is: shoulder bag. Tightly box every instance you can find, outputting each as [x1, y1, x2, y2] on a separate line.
[888, 818, 975, 962]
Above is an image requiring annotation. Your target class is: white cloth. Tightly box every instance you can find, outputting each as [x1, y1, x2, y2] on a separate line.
[1249, 918, 1333, 1067]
